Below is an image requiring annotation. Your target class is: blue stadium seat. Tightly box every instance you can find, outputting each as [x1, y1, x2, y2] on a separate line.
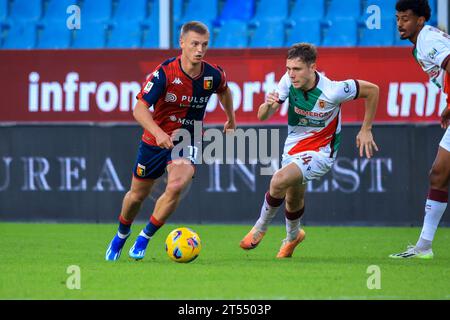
[326, 0, 360, 20]
[108, 22, 142, 48]
[181, 0, 218, 22]
[43, 0, 76, 22]
[250, 20, 284, 48]
[173, 0, 183, 22]
[360, 18, 395, 46]
[0, 0, 7, 22]
[253, 0, 288, 21]
[286, 18, 321, 46]
[72, 21, 107, 48]
[172, 20, 181, 47]
[36, 20, 71, 49]
[218, 0, 254, 21]
[149, 0, 159, 29]
[142, 0, 160, 47]
[9, 0, 42, 21]
[80, 0, 112, 22]
[289, 0, 325, 20]
[213, 20, 248, 48]
[428, 0, 437, 26]
[322, 18, 357, 47]
[2, 21, 36, 48]
[113, 0, 147, 22]
[142, 25, 159, 48]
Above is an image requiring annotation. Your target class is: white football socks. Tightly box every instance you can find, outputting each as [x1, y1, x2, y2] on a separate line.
[286, 217, 301, 241]
[254, 193, 284, 232]
[416, 198, 447, 250]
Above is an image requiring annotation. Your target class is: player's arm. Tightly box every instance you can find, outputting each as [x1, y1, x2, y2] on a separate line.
[133, 100, 174, 149]
[355, 80, 379, 158]
[258, 91, 281, 121]
[134, 68, 174, 149]
[259, 73, 289, 121]
[217, 86, 236, 133]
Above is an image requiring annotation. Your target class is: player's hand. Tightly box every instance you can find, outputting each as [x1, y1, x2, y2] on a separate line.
[356, 129, 379, 159]
[440, 107, 450, 129]
[223, 119, 236, 133]
[266, 91, 279, 107]
[155, 131, 174, 149]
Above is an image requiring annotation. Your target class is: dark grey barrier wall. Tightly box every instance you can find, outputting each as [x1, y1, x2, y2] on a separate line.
[0, 124, 448, 226]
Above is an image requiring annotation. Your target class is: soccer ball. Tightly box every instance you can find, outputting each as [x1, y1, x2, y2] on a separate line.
[165, 227, 201, 263]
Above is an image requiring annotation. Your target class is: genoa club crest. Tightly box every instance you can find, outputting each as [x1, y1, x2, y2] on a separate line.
[203, 76, 213, 90]
[136, 163, 146, 177]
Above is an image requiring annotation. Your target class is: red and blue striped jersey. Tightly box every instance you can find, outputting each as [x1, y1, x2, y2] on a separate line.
[136, 55, 228, 146]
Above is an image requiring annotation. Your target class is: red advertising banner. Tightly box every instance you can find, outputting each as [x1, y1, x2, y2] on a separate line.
[0, 48, 445, 124]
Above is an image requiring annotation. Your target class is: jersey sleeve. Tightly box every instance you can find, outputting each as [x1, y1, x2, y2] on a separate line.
[421, 30, 450, 69]
[331, 79, 360, 103]
[277, 72, 291, 103]
[136, 66, 167, 107]
[214, 65, 228, 94]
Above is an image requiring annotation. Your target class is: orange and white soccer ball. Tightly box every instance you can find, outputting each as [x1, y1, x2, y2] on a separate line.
[165, 227, 201, 263]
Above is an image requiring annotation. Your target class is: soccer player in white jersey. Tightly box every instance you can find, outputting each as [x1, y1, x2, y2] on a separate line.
[390, 0, 450, 259]
[240, 43, 380, 258]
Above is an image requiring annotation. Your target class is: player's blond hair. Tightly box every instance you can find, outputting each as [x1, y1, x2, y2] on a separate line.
[180, 21, 209, 38]
[287, 43, 317, 66]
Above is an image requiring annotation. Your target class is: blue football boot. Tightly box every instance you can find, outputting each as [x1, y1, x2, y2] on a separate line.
[105, 232, 130, 261]
[129, 231, 151, 260]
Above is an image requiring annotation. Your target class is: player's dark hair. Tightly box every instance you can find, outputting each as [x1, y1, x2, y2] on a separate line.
[395, 0, 431, 21]
[287, 43, 317, 66]
[180, 21, 209, 38]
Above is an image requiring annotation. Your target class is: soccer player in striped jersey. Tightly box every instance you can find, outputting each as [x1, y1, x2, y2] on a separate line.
[390, 0, 450, 259]
[240, 43, 379, 258]
[106, 21, 236, 261]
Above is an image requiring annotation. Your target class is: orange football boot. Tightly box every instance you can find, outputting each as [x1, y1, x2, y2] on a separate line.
[276, 229, 306, 258]
[240, 227, 266, 250]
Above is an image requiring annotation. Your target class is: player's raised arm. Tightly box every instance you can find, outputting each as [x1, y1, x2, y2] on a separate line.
[133, 100, 174, 149]
[355, 80, 379, 159]
[258, 91, 281, 121]
[217, 86, 236, 133]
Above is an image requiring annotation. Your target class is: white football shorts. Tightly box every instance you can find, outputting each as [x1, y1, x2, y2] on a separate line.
[439, 127, 450, 152]
[281, 151, 334, 184]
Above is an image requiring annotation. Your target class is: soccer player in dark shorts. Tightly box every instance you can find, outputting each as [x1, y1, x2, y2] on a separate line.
[106, 21, 236, 261]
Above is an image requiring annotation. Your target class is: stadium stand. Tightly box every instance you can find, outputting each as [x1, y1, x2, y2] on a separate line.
[250, 19, 285, 48]
[0, 0, 7, 22]
[290, 0, 325, 20]
[9, 0, 42, 22]
[72, 21, 108, 48]
[286, 18, 322, 47]
[323, 17, 358, 47]
[326, 0, 361, 20]
[2, 20, 36, 48]
[217, 0, 254, 21]
[79, 0, 112, 23]
[0, 0, 441, 49]
[42, 0, 76, 23]
[360, 18, 396, 46]
[252, 0, 288, 22]
[213, 20, 248, 48]
[36, 20, 72, 49]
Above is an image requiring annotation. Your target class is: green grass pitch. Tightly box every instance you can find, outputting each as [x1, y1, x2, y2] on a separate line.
[0, 223, 449, 299]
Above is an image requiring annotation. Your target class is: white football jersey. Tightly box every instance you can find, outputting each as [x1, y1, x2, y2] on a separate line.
[414, 25, 450, 89]
[277, 71, 359, 158]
